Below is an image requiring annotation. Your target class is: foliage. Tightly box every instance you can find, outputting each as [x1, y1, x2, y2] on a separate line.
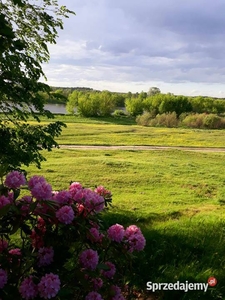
[66, 91, 116, 117]
[125, 95, 144, 116]
[182, 113, 225, 129]
[0, 0, 74, 173]
[147, 87, 161, 96]
[0, 171, 146, 299]
[189, 96, 225, 114]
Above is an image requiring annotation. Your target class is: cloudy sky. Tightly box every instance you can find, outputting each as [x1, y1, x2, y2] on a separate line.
[42, 0, 225, 97]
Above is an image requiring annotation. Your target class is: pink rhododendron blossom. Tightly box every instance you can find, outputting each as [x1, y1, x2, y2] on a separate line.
[0, 195, 10, 209]
[56, 205, 74, 224]
[38, 273, 60, 299]
[72, 189, 85, 203]
[4, 171, 26, 189]
[69, 182, 83, 197]
[30, 181, 52, 200]
[107, 224, 125, 243]
[101, 262, 116, 278]
[37, 217, 46, 233]
[0, 240, 8, 253]
[92, 278, 103, 291]
[83, 189, 105, 213]
[28, 176, 46, 189]
[77, 203, 87, 216]
[19, 276, 38, 299]
[9, 248, 21, 256]
[38, 247, 54, 267]
[125, 225, 146, 252]
[79, 249, 99, 270]
[85, 291, 103, 300]
[94, 186, 111, 198]
[0, 269, 7, 289]
[54, 190, 71, 205]
[88, 228, 104, 243]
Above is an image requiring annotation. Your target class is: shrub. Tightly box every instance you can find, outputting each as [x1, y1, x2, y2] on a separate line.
[181, 113, 225, 129]
[181, 113, 205, 128]
[149, 112, 178, 128]
[203, 114, 225, 129]
[0, 171, 146, 299]
[136, 112, 154, 126]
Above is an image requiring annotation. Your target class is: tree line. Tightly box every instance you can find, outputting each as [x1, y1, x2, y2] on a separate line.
[51, 88, 225, 118]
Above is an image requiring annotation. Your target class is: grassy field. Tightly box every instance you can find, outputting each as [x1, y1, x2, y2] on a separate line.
[23, 115, 225, 299]
[25, 145, 225, 299]
[30, 115, 225, 147]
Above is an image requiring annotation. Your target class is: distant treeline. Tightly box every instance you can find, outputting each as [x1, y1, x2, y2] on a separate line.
[41, 87, 225, 118]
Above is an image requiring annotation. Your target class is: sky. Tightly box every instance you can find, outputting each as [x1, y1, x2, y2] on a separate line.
[42, 0, 225, 97]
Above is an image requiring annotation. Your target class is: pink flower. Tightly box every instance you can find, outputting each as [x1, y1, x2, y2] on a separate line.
[56, 205, 74, 224]
[38, 273, 60, 299]
[38, 247, 54, 267]
[94, 186, 111, 198]
[9, 248, 21, 256]
[28, 176, 52, 200]
[79, 249, 99, 270]
[85, 291, 103, 300]
[54, 190, 71, 205]
[28, 175, 46, 189]
[125, 225, 146, 252]
[0, 195, 10, 209]
[0, 240, 8, 253]
[69, 181, 83, 197]
[0, 269, 7, 289]
[87, 228, 104, 243]
[83, 189, 105, 213]
[30, 181, 52, 200]
[4, 171, 26, 189]
[19, 276, 38, 299]
[107, 224, 125, 243]
[101, 262, 116, 278]
[92, 278, 103, 291]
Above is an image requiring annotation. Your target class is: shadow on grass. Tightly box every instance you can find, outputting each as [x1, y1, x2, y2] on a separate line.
[101, 209, 225, 300]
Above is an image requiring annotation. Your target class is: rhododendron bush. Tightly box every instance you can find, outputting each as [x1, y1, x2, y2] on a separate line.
[0, 171, 146, 299]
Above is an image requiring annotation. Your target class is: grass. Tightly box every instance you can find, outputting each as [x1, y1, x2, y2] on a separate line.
[25, 148, 225, 299]
[29, 115, 225, 147]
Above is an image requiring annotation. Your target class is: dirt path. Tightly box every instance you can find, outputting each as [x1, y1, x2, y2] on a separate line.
[59, 145, 225, 152]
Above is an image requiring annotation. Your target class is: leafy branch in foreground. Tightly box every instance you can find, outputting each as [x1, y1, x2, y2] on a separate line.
[0, 0, 75, 173]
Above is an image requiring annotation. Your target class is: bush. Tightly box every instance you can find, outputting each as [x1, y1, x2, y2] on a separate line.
[181, 113, 205, 128]
[203, 114, 225, 129]
[0, 171, 146, 299]
[149, 112, 178, 128]
[136, 112, 154, 126]
[181, 113, 225, 129]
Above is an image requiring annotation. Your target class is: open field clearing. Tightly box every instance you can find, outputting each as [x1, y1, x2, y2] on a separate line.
[25, 148, 225, 299]
[29, 115, 225, 148]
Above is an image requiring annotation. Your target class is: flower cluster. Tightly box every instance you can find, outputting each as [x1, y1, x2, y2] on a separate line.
[0, 171, 146, 299]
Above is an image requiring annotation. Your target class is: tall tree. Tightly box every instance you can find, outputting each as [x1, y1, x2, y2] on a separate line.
[0, 0, 74, 176]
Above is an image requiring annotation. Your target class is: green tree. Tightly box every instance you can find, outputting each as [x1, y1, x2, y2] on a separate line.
[0, 0, 74, 174]
[125, 95, 144, 116]
[66, 90, 80, 114]
[147, 87, 161, 96]
[99, 91, 116, 116]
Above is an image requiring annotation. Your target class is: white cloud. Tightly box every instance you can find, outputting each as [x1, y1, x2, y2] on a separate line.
[42, 0, 225, 97]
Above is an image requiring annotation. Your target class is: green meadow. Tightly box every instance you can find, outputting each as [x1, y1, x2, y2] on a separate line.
[25, 116, 225, 299]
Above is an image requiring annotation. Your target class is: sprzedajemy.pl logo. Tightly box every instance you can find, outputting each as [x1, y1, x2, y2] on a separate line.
[146, 277, 217, 293]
